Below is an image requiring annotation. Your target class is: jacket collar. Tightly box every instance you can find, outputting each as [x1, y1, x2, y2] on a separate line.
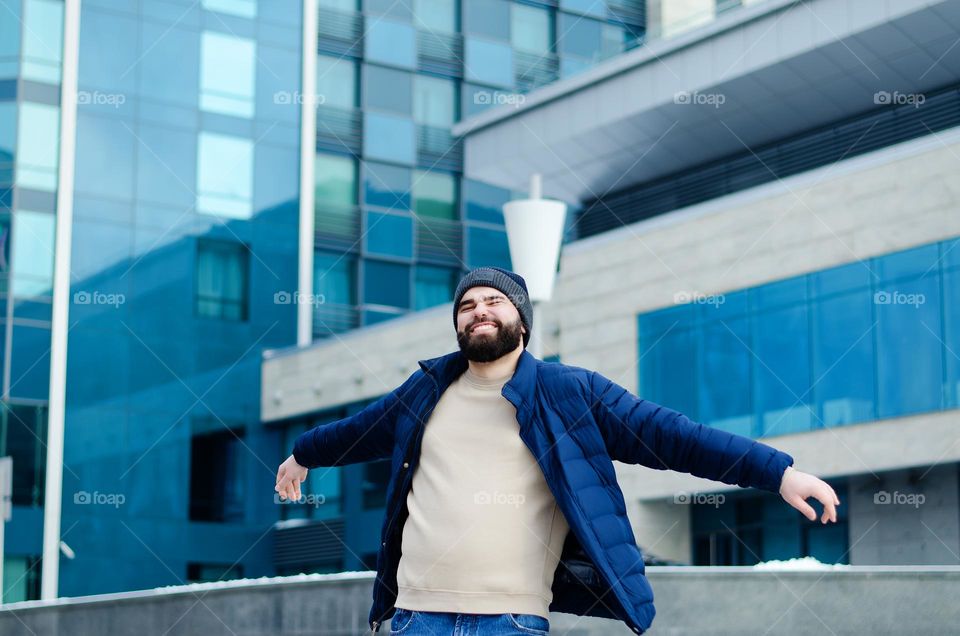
[418, 348, 539, 410]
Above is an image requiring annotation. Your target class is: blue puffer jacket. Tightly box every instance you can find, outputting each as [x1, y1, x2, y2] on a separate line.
[292, 349, 794, 634]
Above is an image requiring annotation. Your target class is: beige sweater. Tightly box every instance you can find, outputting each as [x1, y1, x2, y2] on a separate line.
[394, 365, 570, 618]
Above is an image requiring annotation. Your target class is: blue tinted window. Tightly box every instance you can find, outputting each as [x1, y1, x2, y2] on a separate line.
[365, 0, 411, 19]
[319, 0, 357, 10]
[200, 31, 256, 118]
[511, 4, 552, 54]
[78, 11, 138, 92]
[639, 326, 698, 420]
[414, 0, 457, 32]
[464, 37, 513, 87]
[414, 75, 457, 127]
[363, 162, 411, 210]
[11, 210, 54, 297]
[560, 0, 606, 18]
[467, 226, 511, 269]
[316, 153, 357, 207]
[364, 309, 404, 326]
[16, 102, 59, 191]
[944, 268, 960, 409]
[197, 131, 254, 219]
[365, 19, 415, 68]
[365, 211, 413, 258]
[314, 251, 356, 305]
[752, 304, 812, 436]
[811, 260, 871, 297]
[364, 65, 411, 115]
[943, 237, 960, 271]
[464, 178, 509, 223]
[812, 291, 876, 426]
[22, 0, 64, 84]
[463, 0, 509, 39]
[317, 55, 357, 109]
[0, 1, 21, 78]
[10, 326, 51, 400]
[364, 260, 410, 308]
[558, 13, 601, 59]
[560, 55, 592, 79]
[202, 0, 257, 18]
[363, 113, 415, 165]
[875, 274, 942, 418]
[195, 239, 249, 321]
[138, 24, 199, 107]
[415, 265, 458, 310]
[875, 242, 940, 282]
[75, 113, 136, 200]
[700, 316, 752, 437]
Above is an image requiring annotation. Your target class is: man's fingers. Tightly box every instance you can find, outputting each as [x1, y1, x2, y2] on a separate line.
[276, 467, 285, 486]
[789, 494, 817, 521]
[819, 495, 837, 524]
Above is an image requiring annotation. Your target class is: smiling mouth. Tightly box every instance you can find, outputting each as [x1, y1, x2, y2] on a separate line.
[471, 323, 497, 334]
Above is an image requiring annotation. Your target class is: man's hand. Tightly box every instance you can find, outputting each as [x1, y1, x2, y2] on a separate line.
[275, 454, 308, 501]
[779, 466, 840, 524]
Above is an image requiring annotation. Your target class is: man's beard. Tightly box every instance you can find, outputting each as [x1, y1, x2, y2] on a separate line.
[457, 317, 523, 362]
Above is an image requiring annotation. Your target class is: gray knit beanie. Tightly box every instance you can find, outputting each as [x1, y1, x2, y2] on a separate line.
[453, 266, 532, 347]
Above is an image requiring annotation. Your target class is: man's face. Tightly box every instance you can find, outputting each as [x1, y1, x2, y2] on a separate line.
[455, 286, 526, 362]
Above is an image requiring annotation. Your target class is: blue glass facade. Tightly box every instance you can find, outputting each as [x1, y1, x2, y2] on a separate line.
[639, 237, 960, 437]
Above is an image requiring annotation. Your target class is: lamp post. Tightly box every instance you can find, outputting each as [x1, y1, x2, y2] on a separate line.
[502, 174, 567, 359]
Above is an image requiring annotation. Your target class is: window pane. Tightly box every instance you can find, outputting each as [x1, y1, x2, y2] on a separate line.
[316, 55, 357, 109]
[196, 240, 249, 321]
[413, 170, 457, 219]
[315, 153, 357, 207]
[467, 226, 511, 269]
[875, 274, 943, 418]
[319, 0, 358, 10]
[197, 132, 254, 219]
[464, 37, 513, 87]
[1, 404, 47, 507]
[464, 178, 509, 223]
[364, 162, 411, 210]
[11, 210, 54, 298]
[944, 268, 960, 409]
[22, 0, 64, 84]
[365, 19, 415, 69]
[414, 0, 457, 32]
[200, 31, 256, 118]
[189, 429, 246, 522]
[415, 265, 458, 310]
[202, 0, 257, 18]
[560, 0, 606, 18]
[752, 304, 812, 436]
[558, 13, 601, 60]
[414, 75, 457, 127]
[365, 211, 413, 259]
[639, 324, 698, 420]
[364, 65, 412, 115]
[511, 4, 552, 54]
[601, 23, 626, 59]
[16, 103, 60, 191]
[463, 0, 509, 39]
[0, 0, 21, 78]
[812, 292, 876, 426]
[314, 251, 357, 306]
[700, 316, 753, 436]
[363, 112, 415, 165]
[364, 260, 410, 308]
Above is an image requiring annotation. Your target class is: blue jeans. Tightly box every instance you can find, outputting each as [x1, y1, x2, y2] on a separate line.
[389, 607, 550, 635]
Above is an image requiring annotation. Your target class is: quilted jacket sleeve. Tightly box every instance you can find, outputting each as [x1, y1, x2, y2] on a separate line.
[292, 370, 425, 468]
[587, 371, 794, 493]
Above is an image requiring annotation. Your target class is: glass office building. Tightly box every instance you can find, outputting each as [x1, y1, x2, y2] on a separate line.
[0, 0, 647, 601]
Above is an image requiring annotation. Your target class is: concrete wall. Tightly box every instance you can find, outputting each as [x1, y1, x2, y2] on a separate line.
[3, 568, 959, 635]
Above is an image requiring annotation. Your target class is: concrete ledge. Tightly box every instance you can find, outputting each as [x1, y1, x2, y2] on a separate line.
[3, 567, 958, 635]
